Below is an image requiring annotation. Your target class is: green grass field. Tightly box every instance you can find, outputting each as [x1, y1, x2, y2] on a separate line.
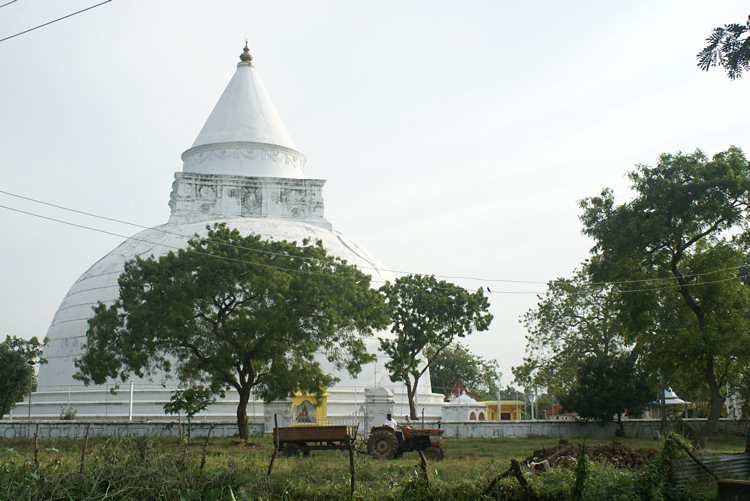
[0, 432, 746, 500]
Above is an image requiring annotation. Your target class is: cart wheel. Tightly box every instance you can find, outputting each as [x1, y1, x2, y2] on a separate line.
[367, 429, 399, 459]
[423, 446, 444, 461]
[282, 443, 303, 457]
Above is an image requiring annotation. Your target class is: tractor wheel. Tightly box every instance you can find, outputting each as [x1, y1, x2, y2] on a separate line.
[282, 443, 303, 457]
[368, 429, 399, 459]
[423, 446, 444, 461]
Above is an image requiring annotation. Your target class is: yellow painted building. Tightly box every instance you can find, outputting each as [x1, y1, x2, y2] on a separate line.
[482, 400, 524, 420]
[290, 391, 329, 425]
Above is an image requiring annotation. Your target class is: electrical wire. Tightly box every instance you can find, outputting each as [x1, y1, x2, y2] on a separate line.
[2, 201, 748, 297]
[3, 188, 746, 289]
[0, 189, 548, 284]
[0, 200, 540, 294]
[0, 0, 112, 43]
[0, 203, 390, 284]
[0, 0, 18, 9]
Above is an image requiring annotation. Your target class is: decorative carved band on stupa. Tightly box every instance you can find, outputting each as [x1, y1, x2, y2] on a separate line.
[168, 172, 331, 228]
[181, 141, 306, 179]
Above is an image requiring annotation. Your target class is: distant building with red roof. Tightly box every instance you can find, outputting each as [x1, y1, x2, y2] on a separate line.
[447, 381, 483, 402]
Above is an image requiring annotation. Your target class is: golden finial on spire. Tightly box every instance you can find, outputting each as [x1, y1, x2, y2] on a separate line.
[239, 40, 253, 63]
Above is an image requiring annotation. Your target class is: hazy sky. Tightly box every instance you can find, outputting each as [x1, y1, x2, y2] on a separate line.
[1, 1, 748, 386]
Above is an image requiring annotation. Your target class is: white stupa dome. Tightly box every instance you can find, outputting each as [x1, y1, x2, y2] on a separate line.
[39, 219, 394, 387]
[30, 46, 442, 422]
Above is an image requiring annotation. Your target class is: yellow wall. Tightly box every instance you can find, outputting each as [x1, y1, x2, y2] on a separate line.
[482, 400, 524, 420]
[290, 392, 328, 425]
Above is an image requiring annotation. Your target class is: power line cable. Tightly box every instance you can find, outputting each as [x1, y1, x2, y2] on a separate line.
[0, 189, 344, 266]
[0, 203, 390, 284]
[0, 0, 19, 9]
[0, 0, 112, 43]
[3, 188, 745, 288]
[0, 202, 556, 293]
[2, 202, 748, 297]
[0, 189, 548, 284]
[0, 200, 537, 294]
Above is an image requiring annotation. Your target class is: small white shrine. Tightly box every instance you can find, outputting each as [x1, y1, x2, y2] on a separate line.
[442, 393, 487, 421]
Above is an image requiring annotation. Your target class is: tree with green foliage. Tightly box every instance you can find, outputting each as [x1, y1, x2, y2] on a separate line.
[697, 15, 750, 80]
[515, 267, 627, 396]
[579, 146, 750, 445]
[559, 352, 653, 434]
[379, 274, 493, 419]
[0, 335, 46, 419]
[498, 385, 524, 401]
[426, 342, 502, 399]
[75, 224, 389, 440]
[164, 386, 216, 444]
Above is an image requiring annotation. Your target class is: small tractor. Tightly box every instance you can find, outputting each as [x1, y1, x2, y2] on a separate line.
[367, 425, 444, 460]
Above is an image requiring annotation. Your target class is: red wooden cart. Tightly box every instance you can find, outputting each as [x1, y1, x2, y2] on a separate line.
[273, 425, 358, 456]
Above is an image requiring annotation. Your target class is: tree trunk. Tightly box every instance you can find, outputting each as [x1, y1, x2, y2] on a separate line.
[616, 412, 625, 436]
[696, 357, 723, 448]
[236, 386, 251, 441]
[405, 378, 418, 420]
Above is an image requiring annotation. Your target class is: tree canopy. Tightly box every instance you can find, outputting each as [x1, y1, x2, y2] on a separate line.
[697, 15, 750, 79]
[579, 146, 750, 445]
[0, 335, 46, 419]
[379, 274, 493, 419]
[426, 342, 502, 400]
[514, 267, 627, 396]
[75, 224, 389, 439]
[559, 352, 653, 434]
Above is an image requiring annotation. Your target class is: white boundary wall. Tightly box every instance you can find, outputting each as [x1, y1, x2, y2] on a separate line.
[0, 421, 263, 440]
[439, 418, 748, 438]
[0, 419, 746, 440]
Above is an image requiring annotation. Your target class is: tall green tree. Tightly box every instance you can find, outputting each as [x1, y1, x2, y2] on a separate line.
[559, 352, 653, 435]
[514, 267, 626, 396]
[75, 224, 389, 440]
[579, 147, 750, 445]
[697, 15, 750, 80]
[379, 274, 493, 419]
[0, 335, 46, 419]
[426, 342, 502, 399]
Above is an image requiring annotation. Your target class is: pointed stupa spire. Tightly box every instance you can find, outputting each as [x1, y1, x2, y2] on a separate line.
[181, 44, 306, 178]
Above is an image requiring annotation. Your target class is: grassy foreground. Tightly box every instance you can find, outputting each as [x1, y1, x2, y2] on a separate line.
[0, 432, 745, 500]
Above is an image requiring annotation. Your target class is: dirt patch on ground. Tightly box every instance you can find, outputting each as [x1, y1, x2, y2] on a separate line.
[526, 439, 659, 470]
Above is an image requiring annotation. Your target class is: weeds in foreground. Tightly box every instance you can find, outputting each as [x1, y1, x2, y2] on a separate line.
[0, 433, 744, 500]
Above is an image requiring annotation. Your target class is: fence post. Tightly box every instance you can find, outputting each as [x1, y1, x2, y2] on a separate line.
[418, 450, 429, 488]
[80, 423, 92, 473]
[267, 414, 279, 480]
[34, 423, 39, 468]
[348, 435, 355, 500]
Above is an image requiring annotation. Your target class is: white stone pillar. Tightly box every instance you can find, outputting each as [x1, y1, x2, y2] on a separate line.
[364, 387, 394, 433]
[128, 381, 134, 422]
[264, 400, 292, 433]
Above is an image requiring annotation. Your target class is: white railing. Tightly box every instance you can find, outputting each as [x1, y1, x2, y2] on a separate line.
[6, 382, 444, 423]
